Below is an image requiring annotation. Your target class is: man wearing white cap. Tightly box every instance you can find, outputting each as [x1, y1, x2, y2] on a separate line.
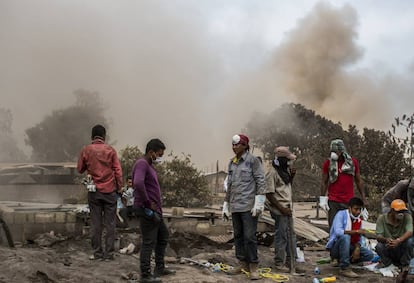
[222, 134, 266, 280]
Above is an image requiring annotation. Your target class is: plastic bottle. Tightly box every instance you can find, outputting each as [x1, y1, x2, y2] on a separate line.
[312, 278, 319, 283]
[314, 266, 320, 275]
[319, 276, 336, 283]
[316, 257, 331, 264]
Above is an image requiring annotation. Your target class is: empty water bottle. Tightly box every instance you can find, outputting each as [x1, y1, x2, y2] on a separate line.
[312, 278, 320, 283]
[314, 266, 320, 275]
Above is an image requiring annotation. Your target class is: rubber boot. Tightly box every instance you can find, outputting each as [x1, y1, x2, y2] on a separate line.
[249, 263, 260, 280]
[227, 261, 249, 275]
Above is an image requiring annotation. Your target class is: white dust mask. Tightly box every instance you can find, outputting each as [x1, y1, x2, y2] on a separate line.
[330, 152, 339, 161]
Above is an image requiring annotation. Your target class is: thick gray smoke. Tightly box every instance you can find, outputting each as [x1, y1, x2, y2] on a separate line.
[1, 1, 414, 170]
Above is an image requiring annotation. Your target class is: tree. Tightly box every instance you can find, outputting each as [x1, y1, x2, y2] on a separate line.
[25, 89, 110, 162]
[245, 103, 408, 208]
[119, 145, 143, 179]
[157, 153, 211, 207]
[389, 113, 414, 175]
[0, 107, 27, 162]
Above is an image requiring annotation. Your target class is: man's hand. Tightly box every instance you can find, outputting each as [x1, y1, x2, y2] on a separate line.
[319, 196, 329, 211]
[251, 195, 266, 217]
[387, 238, 402, 248]
[222, 201, 230, 221]
[280, 207, 292, 216]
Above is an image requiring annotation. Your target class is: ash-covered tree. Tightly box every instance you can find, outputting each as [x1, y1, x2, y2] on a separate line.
[245, 103, 407, 205]
[0, 107, 27, 162]
[25, 89, 110, 162]
[157, 153, 211, 207]
[119, 145, 144, 180]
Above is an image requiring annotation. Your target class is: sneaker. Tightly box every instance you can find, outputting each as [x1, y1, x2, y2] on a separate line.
[103, 254, 114, 261]
[396, 269, 408, 283]
[140, 276, 162, 283]
[89, 254, 103, 261]
[274, 264, 290, 273]
[331, 258, 339, 267]
[153, 267, 176, 277]
[339, 268, 359, 278]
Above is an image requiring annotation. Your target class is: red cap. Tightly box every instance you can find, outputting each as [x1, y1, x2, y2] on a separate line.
[232, 134, 249, 145]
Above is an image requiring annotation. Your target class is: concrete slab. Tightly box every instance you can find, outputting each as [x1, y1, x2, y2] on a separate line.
[0, 201, 83, 245]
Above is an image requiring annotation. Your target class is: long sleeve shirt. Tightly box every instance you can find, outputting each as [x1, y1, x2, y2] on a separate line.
[132, 158, 162, 214]
[225, 152, 266, 213]
[77, 138, 123, 193]
[326, 209, 363, 249]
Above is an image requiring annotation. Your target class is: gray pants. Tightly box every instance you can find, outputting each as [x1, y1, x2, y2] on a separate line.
[88, 190, 117, 259]
[270, 212, 297, 267]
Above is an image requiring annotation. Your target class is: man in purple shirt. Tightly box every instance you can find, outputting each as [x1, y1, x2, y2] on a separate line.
[132, 138, 174, 283]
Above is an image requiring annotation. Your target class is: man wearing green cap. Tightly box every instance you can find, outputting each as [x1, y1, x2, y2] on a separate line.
[320, 139, 366, 228]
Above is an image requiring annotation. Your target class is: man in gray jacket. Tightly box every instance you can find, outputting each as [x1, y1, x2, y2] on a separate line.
[222, 134, 266, 280]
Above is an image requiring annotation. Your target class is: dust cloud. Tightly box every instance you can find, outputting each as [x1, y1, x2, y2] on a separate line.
[1, 1, 413, 170]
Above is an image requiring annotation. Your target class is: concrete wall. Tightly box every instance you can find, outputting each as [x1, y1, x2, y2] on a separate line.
[0, 201, 83, 244]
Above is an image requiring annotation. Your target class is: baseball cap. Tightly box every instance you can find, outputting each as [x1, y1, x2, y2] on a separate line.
[275, 146, 296, 160]
[390, 199, 408, 212]
[232, 134, 249, 146]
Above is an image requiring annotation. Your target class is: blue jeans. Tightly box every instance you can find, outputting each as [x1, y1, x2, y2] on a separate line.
[270, 212, 297, 266]
[232, 211, 259, 263]
[375, 237, 414, 267]
[330, 234, 374, 268]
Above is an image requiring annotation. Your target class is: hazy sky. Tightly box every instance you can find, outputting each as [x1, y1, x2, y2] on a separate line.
[1, 0, 414, 171]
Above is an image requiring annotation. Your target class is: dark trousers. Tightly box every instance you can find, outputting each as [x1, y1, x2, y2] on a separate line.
[270, 212, 297, 266]
[138, 209, 169, 277]
[119, 206, 134, 227]
[328, 200, 348, 228]
[232, 211, 259, 263]
[88, 190, 117, 258]
[375, 237, 414, 267]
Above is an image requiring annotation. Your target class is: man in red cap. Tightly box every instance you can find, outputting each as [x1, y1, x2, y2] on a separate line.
[375, 199, 413, 277]
[222, 134, 266, 280]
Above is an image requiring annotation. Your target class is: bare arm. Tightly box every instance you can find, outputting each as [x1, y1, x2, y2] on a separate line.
[355, 172, 366, 205]
[266, 193, 292, 216]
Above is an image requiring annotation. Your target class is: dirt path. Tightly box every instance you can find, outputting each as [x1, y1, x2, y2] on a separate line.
[0, 233, 401, 283]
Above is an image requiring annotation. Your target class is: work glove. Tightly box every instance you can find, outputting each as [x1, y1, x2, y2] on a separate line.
[222, 201, 230, 221]
[319, 196, 329, 212]
[251, 195, 266, 217]
[361, 208, 369, 221]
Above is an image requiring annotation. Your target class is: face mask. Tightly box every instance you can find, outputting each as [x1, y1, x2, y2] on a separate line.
[153, 156, 163, 164]
[350, 212, 361, 221]
[287, 160, 294, 166]
[330, 152, 339, 161]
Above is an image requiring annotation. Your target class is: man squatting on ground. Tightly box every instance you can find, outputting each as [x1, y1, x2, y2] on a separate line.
[326, 197, 373, 278]
[222, 134, 266, 280]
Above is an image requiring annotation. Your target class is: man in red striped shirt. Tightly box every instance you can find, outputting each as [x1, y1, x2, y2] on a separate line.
[77, 124, 123, 261]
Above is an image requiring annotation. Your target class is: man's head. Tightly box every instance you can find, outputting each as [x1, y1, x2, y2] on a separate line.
[232, 134, 249, 156]
[348, 197, 364, 217]
[126, 176, 132, 187]
[390, 199, 408, 220]
[145, 138, 166, 163]
[275, 146, 297, 161]
[91, 124, 106, 140]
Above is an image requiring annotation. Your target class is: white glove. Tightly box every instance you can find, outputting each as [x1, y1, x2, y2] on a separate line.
[251, 195, 266, 217]
[361, 208, 369, 221]
[319, 196, 329, 211]
[222, 201, 230, 221]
